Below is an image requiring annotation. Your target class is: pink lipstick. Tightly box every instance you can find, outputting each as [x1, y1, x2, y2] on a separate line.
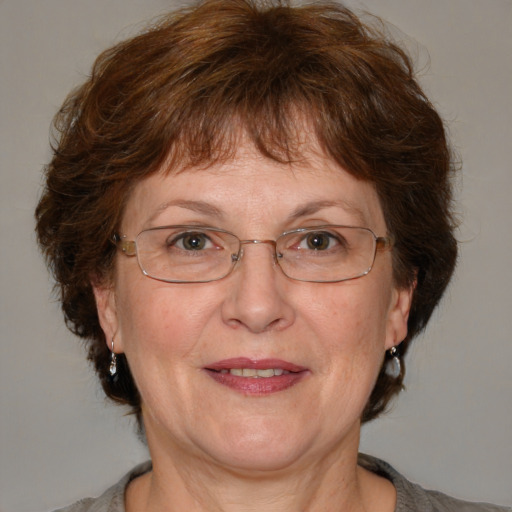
[204, 358, 309, 395]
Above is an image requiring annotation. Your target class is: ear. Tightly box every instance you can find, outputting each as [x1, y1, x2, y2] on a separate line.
[92, 280, 123, 353]
[384, 282, 415, 350]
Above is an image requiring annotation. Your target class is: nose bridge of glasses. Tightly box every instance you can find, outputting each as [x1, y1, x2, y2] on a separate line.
[234, 239, 280, 264]
[240, 239, 277, 247]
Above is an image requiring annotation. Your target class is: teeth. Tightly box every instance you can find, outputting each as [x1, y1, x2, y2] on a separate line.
[222, 368, 290, 378]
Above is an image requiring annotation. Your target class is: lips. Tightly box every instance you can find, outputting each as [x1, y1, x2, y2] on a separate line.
[222, 368, 289, 377]
[204, 358, 309, 394]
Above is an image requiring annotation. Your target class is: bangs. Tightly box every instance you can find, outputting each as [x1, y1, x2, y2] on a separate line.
[162, 99, 324, 174]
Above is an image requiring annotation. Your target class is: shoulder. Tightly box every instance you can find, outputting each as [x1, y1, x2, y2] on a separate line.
[52, 461, 152, 512]
[425, 490, 511, 512]
[358, 454, 511, 512]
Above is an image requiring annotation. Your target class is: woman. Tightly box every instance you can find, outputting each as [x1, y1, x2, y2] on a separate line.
[34, 0, 509, 510]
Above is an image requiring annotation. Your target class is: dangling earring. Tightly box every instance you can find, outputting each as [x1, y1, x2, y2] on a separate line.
[109, 337, 117, 377]
[386, 346, 401, 379]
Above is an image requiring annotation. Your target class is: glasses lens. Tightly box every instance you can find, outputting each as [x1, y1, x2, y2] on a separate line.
[136, 227, 239, 283]
[276, 226, 377, 282]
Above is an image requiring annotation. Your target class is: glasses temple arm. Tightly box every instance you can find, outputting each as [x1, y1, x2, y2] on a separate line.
[376, 235, 394, 250]
[112, 234, 137, 256]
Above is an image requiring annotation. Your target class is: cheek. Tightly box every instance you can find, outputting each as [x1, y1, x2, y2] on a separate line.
[302, 282, 391, 345]
[297, 279, 393, 397]
[289, 284, 390, 436]
[115, 278, 220, 360]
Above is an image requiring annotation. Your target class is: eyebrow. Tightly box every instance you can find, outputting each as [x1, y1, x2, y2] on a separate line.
[146, 198, 368, 226]
[146, 199, 224, 225]
[288, 199, 369, 226]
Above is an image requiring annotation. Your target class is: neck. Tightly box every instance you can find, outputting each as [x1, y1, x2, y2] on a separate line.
[126, 421, 395, 512]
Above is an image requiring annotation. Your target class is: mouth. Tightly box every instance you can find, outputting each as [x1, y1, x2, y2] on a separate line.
[204, 358, 308, 394]
[216, 368, 291, 378]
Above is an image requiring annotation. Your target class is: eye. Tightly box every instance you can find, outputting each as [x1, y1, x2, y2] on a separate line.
[299, 231, 341, 251]
[168, 231, 214, 251]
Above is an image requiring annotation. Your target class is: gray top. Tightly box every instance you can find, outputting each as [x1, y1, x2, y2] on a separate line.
[53, 455, 510, 511]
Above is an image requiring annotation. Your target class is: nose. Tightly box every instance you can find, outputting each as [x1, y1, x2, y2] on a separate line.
[221, 240, 295, 333]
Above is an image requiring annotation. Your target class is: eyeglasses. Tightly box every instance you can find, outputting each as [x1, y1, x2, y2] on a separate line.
[113, 225, 393, 284]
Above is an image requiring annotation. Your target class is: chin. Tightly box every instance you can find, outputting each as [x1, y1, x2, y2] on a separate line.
[199, 419, 315, 472]
[214, 444, 309, 473]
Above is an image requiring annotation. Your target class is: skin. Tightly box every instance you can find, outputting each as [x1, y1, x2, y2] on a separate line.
[94, 143, 413, 511]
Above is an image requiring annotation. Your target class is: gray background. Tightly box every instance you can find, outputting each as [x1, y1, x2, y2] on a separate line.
[1, 1, 511, 511]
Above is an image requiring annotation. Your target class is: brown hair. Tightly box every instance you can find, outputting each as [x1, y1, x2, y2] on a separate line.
[35, 0, 457, 424]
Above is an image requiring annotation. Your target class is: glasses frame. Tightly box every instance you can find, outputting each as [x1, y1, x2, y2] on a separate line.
[113, 225, 393, 284]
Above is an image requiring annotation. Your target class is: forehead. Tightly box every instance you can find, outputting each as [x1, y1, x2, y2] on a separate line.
[121, 143, 386, 235]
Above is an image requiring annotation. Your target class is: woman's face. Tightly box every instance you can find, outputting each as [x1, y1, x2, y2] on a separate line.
[94, 143, 412, 472]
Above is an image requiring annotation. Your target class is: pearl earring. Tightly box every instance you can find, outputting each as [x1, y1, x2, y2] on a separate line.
[386, 346, 401, 379]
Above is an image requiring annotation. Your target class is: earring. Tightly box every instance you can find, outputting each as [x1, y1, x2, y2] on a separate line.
[109, 337, 117, 377]
[386, 346, 401, 379]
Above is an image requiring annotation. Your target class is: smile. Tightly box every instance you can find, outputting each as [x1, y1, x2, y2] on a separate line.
[218, 368, 290, 377]
[204, 358, 308, 394]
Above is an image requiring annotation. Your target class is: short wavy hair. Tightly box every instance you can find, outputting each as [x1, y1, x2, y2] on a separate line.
[35, 0, 457, 424]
